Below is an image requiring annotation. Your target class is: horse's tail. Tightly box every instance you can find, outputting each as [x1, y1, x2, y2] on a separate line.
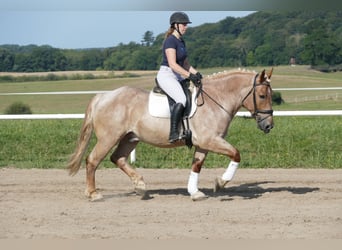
[67, 98, 95, 176]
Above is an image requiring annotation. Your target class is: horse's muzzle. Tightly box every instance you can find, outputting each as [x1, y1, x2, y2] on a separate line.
[256, 115, 274, 134]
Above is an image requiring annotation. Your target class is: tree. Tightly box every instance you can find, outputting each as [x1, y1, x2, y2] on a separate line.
[246, 51, 256, 66]
[254, 44, 273, 66]
[80, 49, 105, 70]
[126, 47, 159, 70]
[300, 19, 341, 66]
[264, 31, 287, 65]
[103, 42, 140, 70]
[13, 53, 33, 72]
[141, 31, 155, 46]
[0, 48, 15, 71]
[30, 46, 67, 71]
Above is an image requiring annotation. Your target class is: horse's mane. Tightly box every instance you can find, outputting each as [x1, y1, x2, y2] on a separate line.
[205, 68, 257, 80]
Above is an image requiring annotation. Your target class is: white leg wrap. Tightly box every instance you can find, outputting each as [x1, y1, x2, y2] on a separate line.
[187, 171, 199, 195]
[222, 161, 239, 181]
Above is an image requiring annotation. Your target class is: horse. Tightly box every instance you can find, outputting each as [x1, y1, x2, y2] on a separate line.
[67, 68, 274, 201]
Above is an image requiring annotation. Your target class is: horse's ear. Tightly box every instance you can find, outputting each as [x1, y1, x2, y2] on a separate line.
[267, 68, 273, 79]
[259, 69, 266, 82]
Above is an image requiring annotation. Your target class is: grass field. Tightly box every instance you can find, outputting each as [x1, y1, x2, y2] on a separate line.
[0, 116, 341, 169]
[0, 65, 341, 113]
[0, 65, 341, 169]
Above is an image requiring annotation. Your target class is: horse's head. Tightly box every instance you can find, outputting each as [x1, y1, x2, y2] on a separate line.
[243, 68, 274, 134]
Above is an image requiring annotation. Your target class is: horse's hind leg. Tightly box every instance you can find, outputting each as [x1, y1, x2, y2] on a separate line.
[110, 132, 146, 196]
[85, 141, 114, 201]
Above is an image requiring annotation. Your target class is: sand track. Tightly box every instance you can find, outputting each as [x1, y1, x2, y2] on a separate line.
[1, 168, 341, 239]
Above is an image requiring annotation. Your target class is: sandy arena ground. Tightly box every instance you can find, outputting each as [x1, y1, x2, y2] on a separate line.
[0, 168, 341, 239]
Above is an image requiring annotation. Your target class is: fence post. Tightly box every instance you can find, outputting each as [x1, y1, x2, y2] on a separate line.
[130, 149, 136, 164]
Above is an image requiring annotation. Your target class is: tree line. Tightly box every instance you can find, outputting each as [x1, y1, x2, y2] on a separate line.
[0, 11, 341, 72]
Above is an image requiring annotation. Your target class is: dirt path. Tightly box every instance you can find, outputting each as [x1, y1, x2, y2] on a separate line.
[1, 168, 341, 239]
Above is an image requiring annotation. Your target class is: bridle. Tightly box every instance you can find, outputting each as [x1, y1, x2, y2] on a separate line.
[195, 73, 273, 120]
[241, 73, 274, 119]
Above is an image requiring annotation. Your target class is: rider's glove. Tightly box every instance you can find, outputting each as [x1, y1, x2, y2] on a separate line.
[195, 72, 203, 79]
[189, 73, 202, 87]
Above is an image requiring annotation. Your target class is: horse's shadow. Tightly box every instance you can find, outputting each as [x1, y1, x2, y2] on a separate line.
[143, 181, 320, 201]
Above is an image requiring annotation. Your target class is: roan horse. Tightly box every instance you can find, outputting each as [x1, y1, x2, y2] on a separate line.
[67, 68, 274, 201]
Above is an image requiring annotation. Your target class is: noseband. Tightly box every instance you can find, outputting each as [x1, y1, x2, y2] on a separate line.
[242, 73, 274, 118]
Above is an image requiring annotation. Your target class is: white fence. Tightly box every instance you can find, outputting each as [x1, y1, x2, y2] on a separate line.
[1, 110, 342, 120]
[1, 87, 342, 96]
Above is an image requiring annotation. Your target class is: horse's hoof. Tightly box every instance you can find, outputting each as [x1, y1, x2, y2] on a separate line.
[85, 189, 104, 202]
[134, 179, 146, 193]
[90, 192, 104, 202]
[213, 177, 228, 193]
[190, 190, 208, 201]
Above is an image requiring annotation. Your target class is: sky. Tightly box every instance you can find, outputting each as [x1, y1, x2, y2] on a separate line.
[0, 11, 255, 49]
[2, 0, 335, 49]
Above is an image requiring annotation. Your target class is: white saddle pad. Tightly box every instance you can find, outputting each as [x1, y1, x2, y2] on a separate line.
[148, 87, 198, 118]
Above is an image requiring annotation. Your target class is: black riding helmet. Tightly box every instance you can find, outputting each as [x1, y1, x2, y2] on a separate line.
[169, 12, 192, 25]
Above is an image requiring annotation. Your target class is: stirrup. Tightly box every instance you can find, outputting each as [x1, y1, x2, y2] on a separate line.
[182, 129, 192, 148]
[169, 134, 181, 143]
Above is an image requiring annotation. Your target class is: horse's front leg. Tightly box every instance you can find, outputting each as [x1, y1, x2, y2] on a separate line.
[187, 147, 209, 201]
[199, 136, 241, 193]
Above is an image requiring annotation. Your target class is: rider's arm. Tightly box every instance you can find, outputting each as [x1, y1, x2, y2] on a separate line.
[165, 48, 193, 78]
[183, 58, 198, 75]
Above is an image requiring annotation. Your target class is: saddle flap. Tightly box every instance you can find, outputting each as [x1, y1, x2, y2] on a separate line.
[148, 85, 197, 119]
[148, 91, 171, 118]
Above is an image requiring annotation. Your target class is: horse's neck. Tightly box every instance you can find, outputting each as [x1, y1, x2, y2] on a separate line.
[204, 73, 253, 114]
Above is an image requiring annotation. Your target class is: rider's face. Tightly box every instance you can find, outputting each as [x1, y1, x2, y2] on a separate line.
[177, 23, 188, 35]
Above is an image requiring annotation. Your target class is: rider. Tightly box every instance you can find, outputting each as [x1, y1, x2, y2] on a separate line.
[156, 11, 203, 143]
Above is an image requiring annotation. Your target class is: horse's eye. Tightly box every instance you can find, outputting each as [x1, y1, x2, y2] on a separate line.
[259, 95, 266, 99]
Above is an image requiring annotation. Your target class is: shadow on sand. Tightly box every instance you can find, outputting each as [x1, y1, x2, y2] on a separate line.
[139, 181, 320, 201]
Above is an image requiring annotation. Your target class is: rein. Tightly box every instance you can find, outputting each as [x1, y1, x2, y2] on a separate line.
[196, 73, 273, 118]
[196, 85, 231, 115]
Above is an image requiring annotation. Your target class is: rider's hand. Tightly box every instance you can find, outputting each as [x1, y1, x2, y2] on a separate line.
[189, 73, 202, 87]
[195, 72, 203, 79]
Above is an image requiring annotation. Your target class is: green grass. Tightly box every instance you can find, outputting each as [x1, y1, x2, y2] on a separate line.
[133, 116, 341, 169]
[0, 66, 341, 169]
[0, 116, 341, 169]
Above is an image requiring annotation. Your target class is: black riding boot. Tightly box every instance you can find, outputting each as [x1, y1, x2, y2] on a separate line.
[169, 103, 184, 143]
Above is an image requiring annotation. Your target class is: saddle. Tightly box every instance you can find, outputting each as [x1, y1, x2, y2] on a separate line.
[148, 79, 198, 148]
[149, 79, 197, 117]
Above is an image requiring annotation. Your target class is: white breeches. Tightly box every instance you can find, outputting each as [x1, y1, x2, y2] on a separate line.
[156, 66, 186, 106]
